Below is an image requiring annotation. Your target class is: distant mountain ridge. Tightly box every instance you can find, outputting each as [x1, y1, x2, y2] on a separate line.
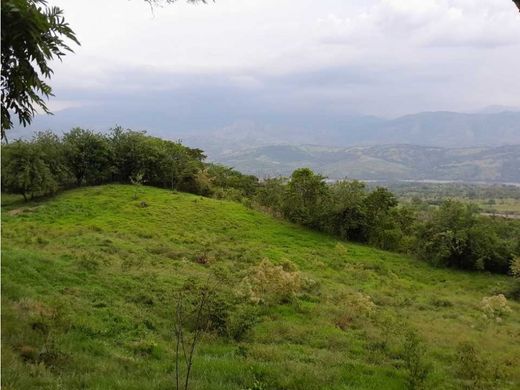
[14, 108, 520, 149]
[12, 107, 520, 182]
[365, 111, 520, 147]
[213, 144, 520, 183]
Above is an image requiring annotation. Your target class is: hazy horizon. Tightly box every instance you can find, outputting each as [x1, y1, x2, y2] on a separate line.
[11, 0, 520, 143]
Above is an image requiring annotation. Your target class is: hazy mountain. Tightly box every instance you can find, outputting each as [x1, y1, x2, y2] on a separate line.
[12, 107, 520, 183]
[213, 144, 520, 183]
[473, 105, 520, 114]
[13, 109, 520, 149]
[363, 111, 520, 147]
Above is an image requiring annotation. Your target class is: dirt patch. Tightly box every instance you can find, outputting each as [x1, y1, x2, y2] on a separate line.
[7, 206, 40, 216]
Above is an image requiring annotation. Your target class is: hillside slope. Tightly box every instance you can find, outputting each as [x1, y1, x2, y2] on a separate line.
[2, 185, 519, 389]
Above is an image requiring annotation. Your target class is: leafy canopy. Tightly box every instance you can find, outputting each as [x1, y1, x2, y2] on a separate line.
[1, 0, 79, 139]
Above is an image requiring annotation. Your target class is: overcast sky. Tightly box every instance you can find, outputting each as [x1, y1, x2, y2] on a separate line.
[32, 0, 520, 133]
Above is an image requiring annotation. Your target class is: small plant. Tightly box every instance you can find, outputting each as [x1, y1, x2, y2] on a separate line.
[226, 304, 259, 341]
[77, 255, 100, 272]
[430, 297, 453, 308]
[455, 341, 487, 389]
[479, 294, 512, 321]
[130, 171, 145, 200]
[173, 285, 214, 390]
[402, 330, 430, 390]
[243, 379, 267, 390]
[350, 292, 376, 316]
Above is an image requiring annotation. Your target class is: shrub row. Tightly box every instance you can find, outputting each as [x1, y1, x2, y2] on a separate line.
[254, 168, 520, 274]
[1, 127, 258, 200]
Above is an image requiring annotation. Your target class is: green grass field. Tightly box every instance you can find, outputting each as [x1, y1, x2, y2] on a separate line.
[2, 185, 519, 389]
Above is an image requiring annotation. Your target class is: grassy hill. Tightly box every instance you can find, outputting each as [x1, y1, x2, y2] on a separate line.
[2, 185, 519, 389]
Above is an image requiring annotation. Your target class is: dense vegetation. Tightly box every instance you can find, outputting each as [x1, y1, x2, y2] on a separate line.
[254, 170, 520, 274]
[384, 182, 520, 218]
[1, 128, 257, 200]
[2, 129, 519, 275]
[2, 185, 519, 389]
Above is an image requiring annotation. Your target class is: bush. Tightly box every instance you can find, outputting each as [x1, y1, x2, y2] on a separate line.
[347, 292, 376, 317]
[479, 294, 512, 321]
[334, 292, 376, 330]
[238, 259, 302, 305]
[206, 164, 258, 197]
[1, 140, 57, 200]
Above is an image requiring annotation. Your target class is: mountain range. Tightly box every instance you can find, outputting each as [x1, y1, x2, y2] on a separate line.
[211, 144, 520, 183]
[12, 107, 520, 182]
[13, 107, 520, 148]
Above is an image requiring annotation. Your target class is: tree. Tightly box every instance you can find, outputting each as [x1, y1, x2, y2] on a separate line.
[255, 177, 286, 213]
[413, 200, 513, 273]
[364, 187, 398, 220]
[1, 0, 79, 140]
[109, 127, 154, 184]
[63, 128, 111, 186]
[1, 140, 57, 200]
[324, 180, 368, 241]
[108, 127, 206, 192]
[363, 187, 399, 247]
[32, 130, 71, 186]
[511, 257, 520, 298]
[206, 164, 258, 197]
[283, 168, 328, 227]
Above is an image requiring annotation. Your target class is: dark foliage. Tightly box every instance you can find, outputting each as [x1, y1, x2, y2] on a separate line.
[1, 0, 79, 139]
[1, 127, 250, 199]
[255, 169, 519, 274]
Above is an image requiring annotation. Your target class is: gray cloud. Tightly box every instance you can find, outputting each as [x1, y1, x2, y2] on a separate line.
[12, 0, 520, 140]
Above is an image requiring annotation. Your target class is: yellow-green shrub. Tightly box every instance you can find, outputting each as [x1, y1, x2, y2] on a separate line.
[479, 294, 512, 321]
[238, 259, 302, 305]
[334, 292, 376, 330]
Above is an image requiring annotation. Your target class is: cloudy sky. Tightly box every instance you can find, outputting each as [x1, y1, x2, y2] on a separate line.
[23, 0, 520, 136]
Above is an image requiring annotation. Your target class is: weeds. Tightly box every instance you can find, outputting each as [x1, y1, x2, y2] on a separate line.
[173, 284, 214, 390]
[402, 330, 430, 390]
[455, 342, 488, 389]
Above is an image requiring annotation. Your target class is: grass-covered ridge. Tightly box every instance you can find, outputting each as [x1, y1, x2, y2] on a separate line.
[2, 185, 519, 389]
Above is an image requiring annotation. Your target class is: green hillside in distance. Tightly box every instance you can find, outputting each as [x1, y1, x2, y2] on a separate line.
[2, 185, 519, 389]
[214, 144, 520, 183]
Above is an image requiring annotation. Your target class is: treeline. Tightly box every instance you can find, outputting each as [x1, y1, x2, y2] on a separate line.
[251, 169, 519, 275]
[1, 127, 258, 200]
[2, 130, 518, 274]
